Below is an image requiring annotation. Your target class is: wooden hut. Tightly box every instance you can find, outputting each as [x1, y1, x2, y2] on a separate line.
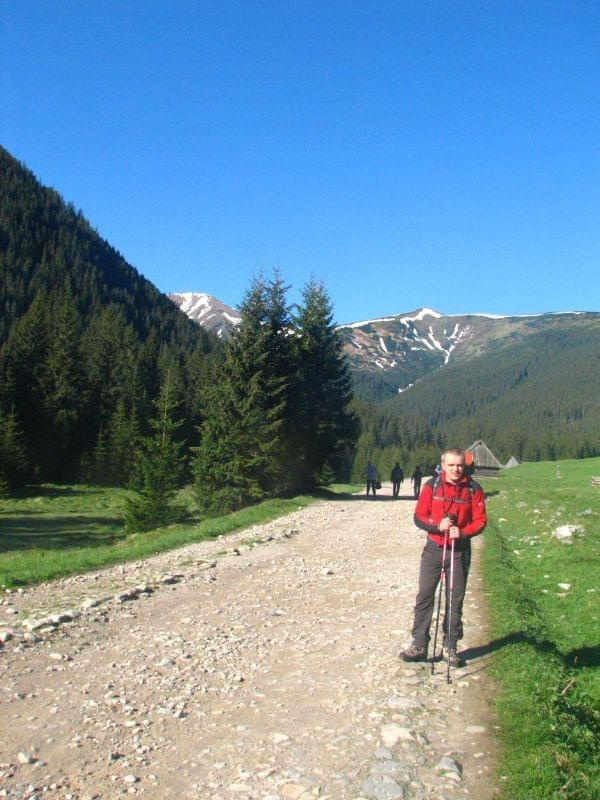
[504, 456, 520, 469]
[466, 440, 502, 478]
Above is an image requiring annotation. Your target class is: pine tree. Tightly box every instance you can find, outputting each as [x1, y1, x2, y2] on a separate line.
[0, 291, 49, 474]
[107, 400, 140, 486]
[91, 428, 110, 485]
[291, 279, 358, 490]
[192, 276, 287, 513]
[0, 407, 27, 491]
[43, 291, 84, 478]
[124, 369, 187, 532]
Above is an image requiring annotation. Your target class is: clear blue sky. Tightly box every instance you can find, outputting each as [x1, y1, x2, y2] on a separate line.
[2, 1, 599, 322]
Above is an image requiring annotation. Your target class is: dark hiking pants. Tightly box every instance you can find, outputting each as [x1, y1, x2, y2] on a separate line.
[366, 480, 377, 495]
[392, 481, 401, 497]
[411, 538, 472, 649]
[413, 479, 421, 498]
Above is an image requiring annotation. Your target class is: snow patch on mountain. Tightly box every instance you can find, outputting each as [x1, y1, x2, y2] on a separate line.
[170, 291, 241, 339]
[427, 326, 444, 352]
[339, 316, 396, 329]
[399, 307, 442, 324]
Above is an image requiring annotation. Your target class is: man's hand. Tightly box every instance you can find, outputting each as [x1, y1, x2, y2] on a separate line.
[449, 526, 460, 540]
[439, 516, 452, 532]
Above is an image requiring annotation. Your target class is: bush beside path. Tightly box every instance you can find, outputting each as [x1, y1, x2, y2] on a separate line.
[0, 489, 498, 800]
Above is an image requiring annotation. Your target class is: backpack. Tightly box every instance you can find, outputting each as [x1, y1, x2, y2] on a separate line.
[429, 473, 478, 497]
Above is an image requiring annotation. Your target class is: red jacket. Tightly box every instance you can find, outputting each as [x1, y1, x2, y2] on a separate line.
[414, 472, 487, 547]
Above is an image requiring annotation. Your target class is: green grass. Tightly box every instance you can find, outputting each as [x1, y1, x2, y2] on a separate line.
[481, 458, 600, 799]
[0, 483, 324, 588]
[327, 482, 363, 494]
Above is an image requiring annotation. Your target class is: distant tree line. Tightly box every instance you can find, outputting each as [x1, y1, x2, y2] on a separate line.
[349, 324, 600, 479]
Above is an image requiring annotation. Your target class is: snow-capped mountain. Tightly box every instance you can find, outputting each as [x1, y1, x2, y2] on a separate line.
[169, 292, 241, 339]
[171, 293, 598, 402]
[338, 307, 599, 399]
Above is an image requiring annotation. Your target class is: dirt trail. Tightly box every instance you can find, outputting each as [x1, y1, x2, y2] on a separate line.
[0, 488, 498, 800]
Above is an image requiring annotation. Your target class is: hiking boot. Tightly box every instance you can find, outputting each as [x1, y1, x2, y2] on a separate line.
[444, 647, 465, 668]
[400, 643, 427, 662]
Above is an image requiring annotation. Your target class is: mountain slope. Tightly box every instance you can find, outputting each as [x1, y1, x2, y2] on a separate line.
[0, 146, 218, 484]
[339, 307, 600, 402]
[169, 292, 241, 339]
[0, 146, 211, 351]
[371, 320, 600, 462]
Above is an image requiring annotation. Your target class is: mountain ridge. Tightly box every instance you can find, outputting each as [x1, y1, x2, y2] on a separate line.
[169, 292, 241, 339]
[173, 292, 599, 404]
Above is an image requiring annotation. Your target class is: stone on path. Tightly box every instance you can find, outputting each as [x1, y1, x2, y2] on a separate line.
[381, 724, 414, 747]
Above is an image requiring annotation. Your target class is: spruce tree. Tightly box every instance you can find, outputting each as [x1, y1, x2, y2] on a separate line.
[0, 407, 27, 491]
[292, 279, 358, 490]
[43, 291, 84, 478]
[107, 400, 140, 486]
[124, 369, 187, 532]
[91, 428, 110, 485]
[0, 291, 49, 475]
[192, 276, 287, 513]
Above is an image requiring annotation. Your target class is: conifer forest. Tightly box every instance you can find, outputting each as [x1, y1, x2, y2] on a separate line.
[1, 145, 599, 514]
[0, 148, 357, 513]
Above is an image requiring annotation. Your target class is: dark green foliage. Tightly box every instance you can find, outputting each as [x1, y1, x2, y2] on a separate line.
[90, 428, 110, 485]
[193, 276, 288, 514]
[0, 146, 210, 350]
[0, 407, 27, 491]
[193, 275, 358, 512]
[124, 370, 187, 532]
[290, 279, 358, 490]
[107, 401, 140, 486]
[0, 146, 218, 485]
[42, 291, 84, 479]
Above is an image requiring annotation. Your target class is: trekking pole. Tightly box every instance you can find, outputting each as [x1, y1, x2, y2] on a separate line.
[446, 537, 456, 684]
[430, 534, 447, 675]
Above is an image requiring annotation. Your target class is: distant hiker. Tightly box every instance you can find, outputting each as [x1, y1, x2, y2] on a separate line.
[411, 465, 423, 498]
[400, 448, 487, 667]
[390, 462, 404, 498]
[364, 461, 378, 496]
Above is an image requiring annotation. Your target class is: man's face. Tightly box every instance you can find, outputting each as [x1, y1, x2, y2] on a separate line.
[442, 453, 465, 484]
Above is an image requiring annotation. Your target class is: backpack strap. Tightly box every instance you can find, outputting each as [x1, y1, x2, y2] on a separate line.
[430, 474, 477, 497]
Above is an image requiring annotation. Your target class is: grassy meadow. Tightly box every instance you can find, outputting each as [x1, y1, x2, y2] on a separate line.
[481, 457, 600, 800]
[0, 484, 364, 588]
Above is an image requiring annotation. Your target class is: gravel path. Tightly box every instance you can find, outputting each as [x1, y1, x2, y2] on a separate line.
[0, 488, 498, 800]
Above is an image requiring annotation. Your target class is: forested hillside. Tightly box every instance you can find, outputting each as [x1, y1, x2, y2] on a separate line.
[0, 147, 218, 486]
[0, 148, 356, 509]
[0, 147, 210, 348]
[350, 320, 600, 480]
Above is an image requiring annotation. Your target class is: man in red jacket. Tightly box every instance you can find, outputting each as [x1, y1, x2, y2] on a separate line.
[400, 448, 487, 667]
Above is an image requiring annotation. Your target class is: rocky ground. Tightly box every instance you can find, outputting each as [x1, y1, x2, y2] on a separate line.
[0, 487, 499, 800]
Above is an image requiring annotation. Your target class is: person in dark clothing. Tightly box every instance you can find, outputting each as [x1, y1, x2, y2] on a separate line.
[364, 461, 378, 496]
[390, 462, 404, 498]
[400, 448, 487, 667]
[411, 465, 423, 499]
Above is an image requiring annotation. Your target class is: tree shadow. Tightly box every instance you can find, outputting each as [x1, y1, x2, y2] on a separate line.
[12, 485, 106, 499]
[461, 632, 600, 670]
[0, 514, 125, 552]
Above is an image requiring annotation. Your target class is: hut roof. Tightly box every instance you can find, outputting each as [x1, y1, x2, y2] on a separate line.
[504, 456, 520, 468]
[466, 439, 502, 469]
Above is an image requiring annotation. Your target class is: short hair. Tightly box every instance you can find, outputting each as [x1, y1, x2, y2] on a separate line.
[442, 448, 465, 461]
